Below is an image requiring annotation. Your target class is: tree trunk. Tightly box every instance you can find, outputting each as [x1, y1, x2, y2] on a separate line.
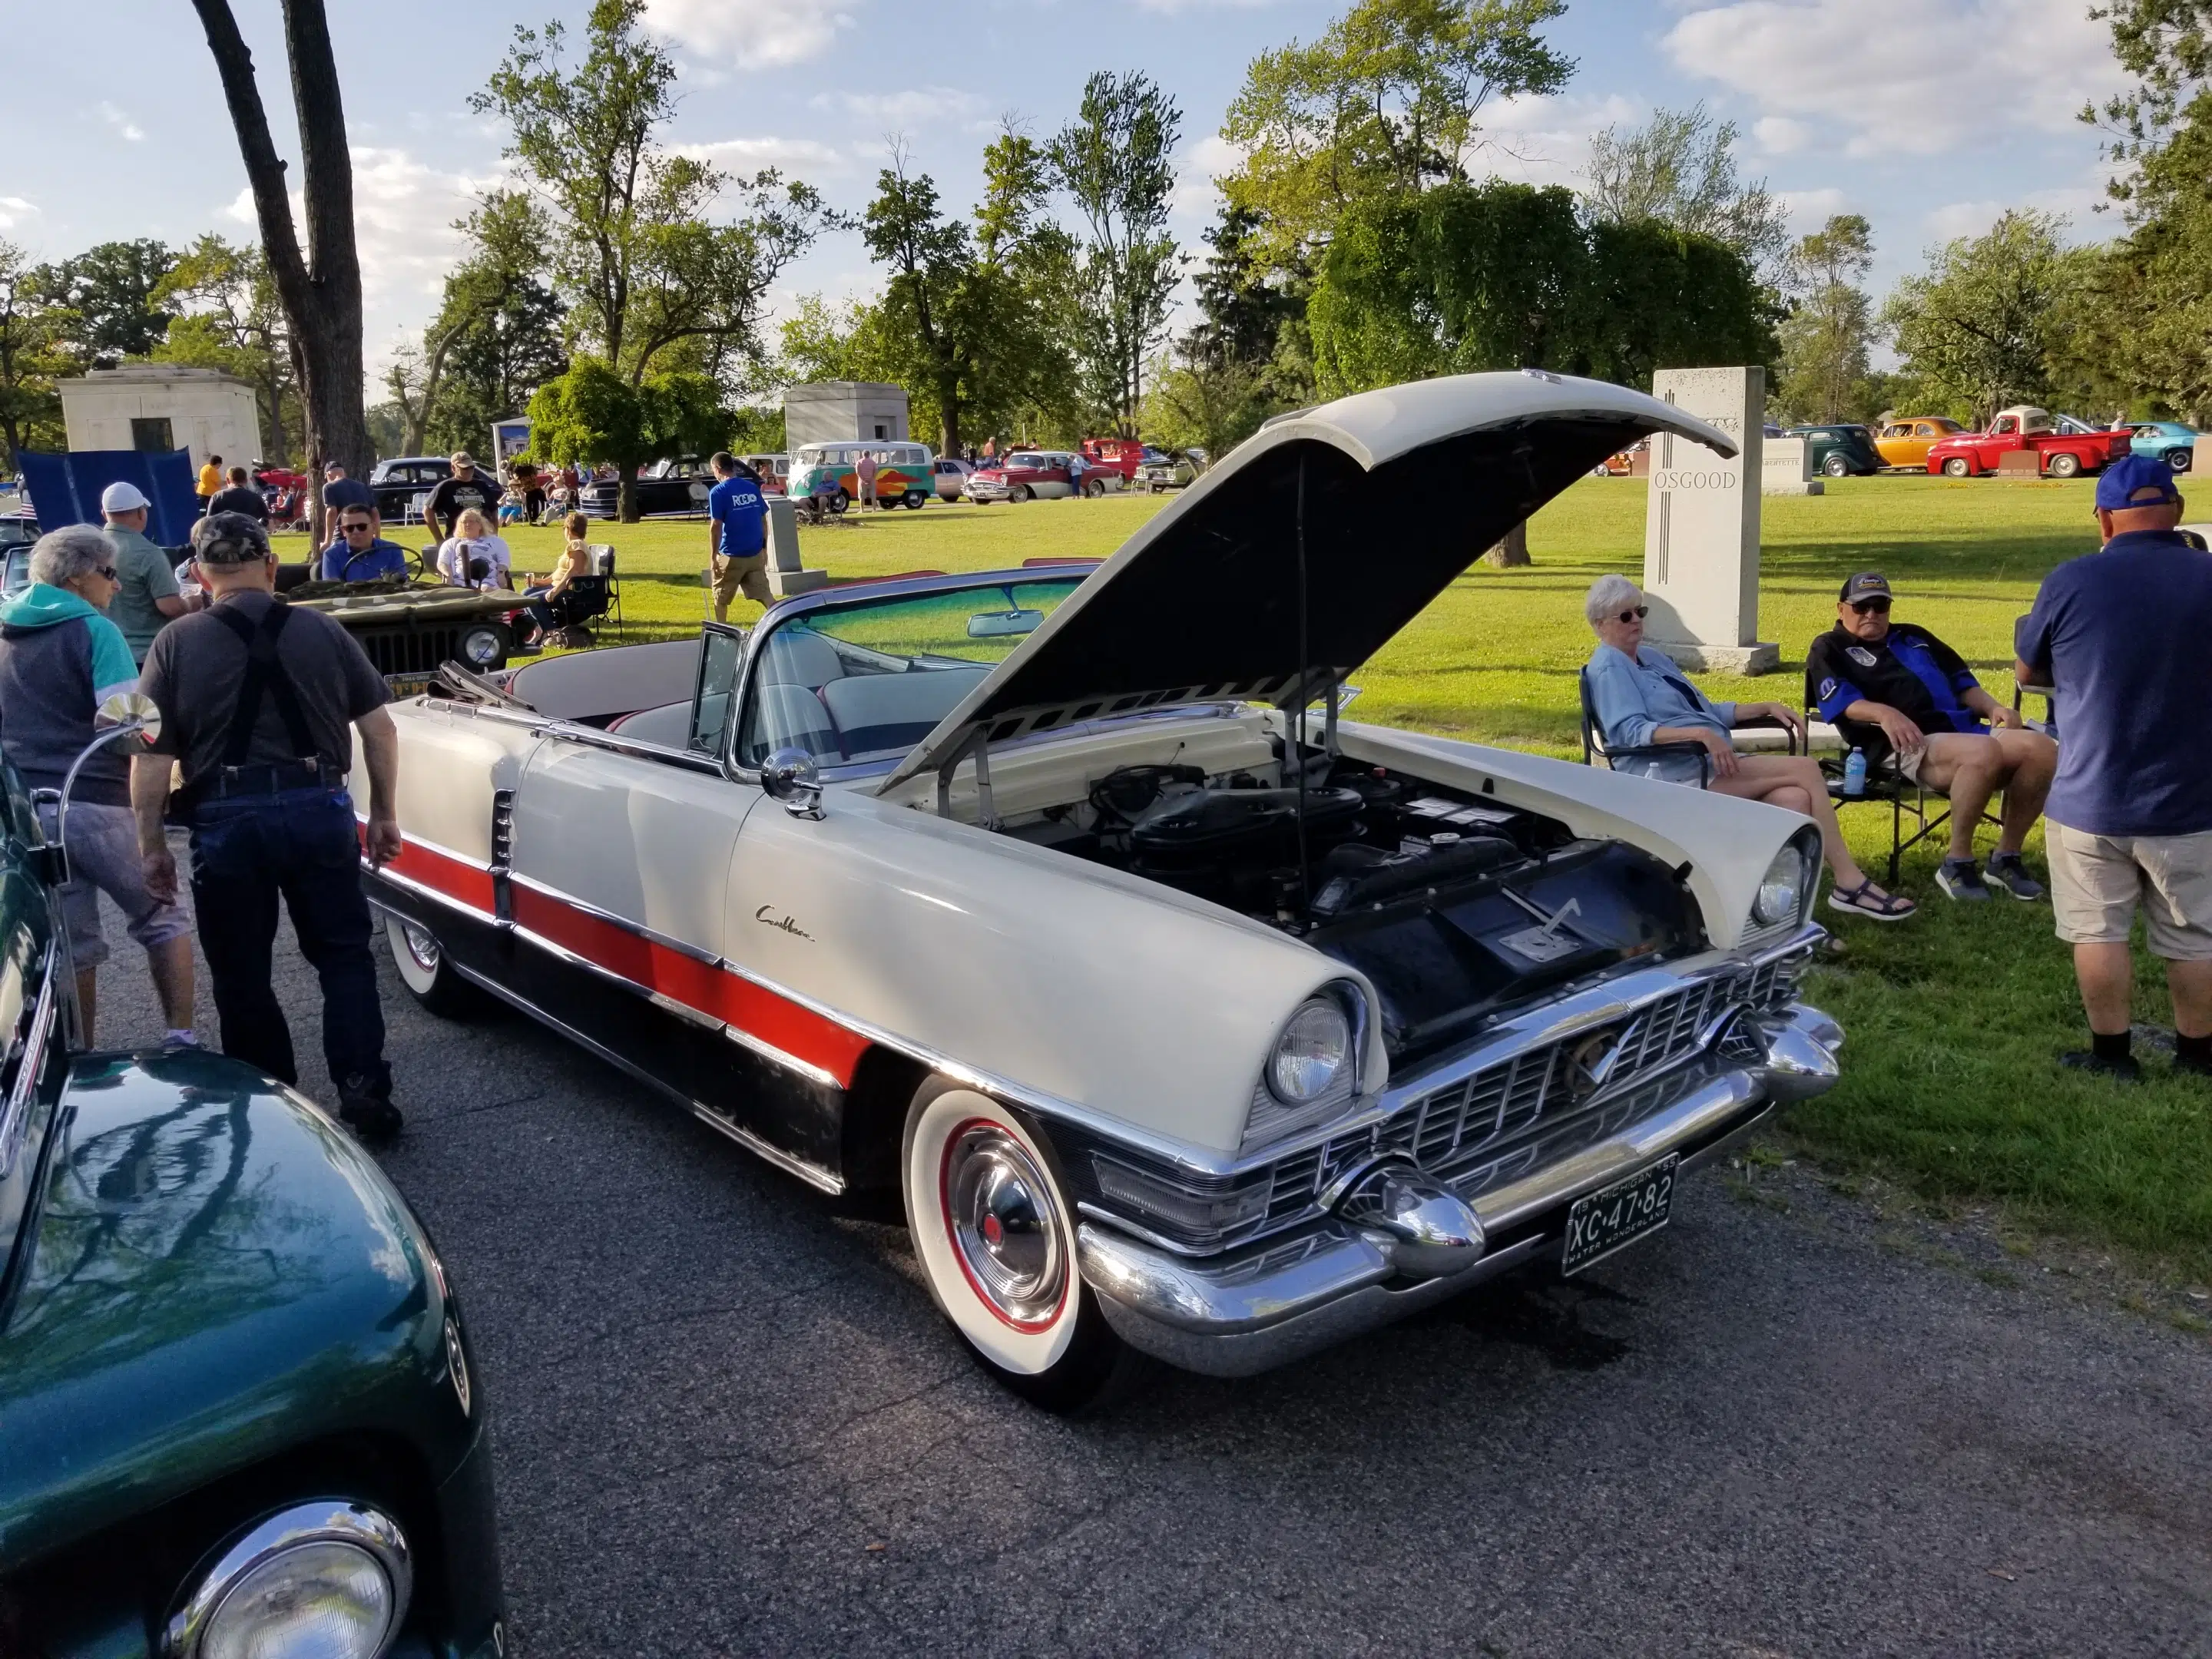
[193, 0, 369, 549]
[1482, 522, 1531, 568]
[618, 462, 639, 524]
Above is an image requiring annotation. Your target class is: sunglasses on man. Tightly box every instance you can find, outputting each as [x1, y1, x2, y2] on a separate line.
[1614, 604, 1649, 623]
[1850, 598, 1892, 614]
[340, 521, 376, 535]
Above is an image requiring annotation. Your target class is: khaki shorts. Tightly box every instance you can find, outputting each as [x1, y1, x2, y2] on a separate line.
[40, 800, 194, 970]
[712, 551, 771, 608]
[2048, 822, 2212, 959]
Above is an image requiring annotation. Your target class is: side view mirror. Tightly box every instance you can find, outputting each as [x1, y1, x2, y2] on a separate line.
[98, 692, 162, 745]
[761, 747, 825, 820]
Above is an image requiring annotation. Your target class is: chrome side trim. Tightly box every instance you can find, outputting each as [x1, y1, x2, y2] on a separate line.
[441, 957, 846, 1194]
[425, 699, 726, 775]
[507, 870, 721, 965]
[0, 945, 59, 1180]
[369, 863, 494, 922]
[721, 1021, 841, 1089]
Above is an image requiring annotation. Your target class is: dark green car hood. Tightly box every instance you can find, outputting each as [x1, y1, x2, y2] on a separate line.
[0, 1052, 464, 1570]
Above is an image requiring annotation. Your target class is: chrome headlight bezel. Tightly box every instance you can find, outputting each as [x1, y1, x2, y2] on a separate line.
[1752, 835, 1817, 929]
[164, 1500, 411, 1659]
[1241, 982, 1369, 1155]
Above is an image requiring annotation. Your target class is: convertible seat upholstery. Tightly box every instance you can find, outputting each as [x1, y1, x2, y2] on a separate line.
[757, 629, 844, 691]
[819, 666, 988, 757]
[606, 700, 693, 747]
[509, 637, 701, 724]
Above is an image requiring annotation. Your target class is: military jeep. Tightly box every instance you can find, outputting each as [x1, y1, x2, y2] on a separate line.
[280, 573, 525, 694]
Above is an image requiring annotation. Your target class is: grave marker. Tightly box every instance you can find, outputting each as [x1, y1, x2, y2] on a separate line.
[1641, 366, 1779, 674]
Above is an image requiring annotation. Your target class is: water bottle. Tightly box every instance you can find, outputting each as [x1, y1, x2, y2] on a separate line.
[1843, 747, 1868, 798]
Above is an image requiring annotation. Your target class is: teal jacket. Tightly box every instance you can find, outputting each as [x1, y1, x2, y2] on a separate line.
[0, 585, 140, 806]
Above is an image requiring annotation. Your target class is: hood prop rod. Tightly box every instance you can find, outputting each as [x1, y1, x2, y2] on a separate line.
[1293, 454, 1312, 918]
[935, 726, 1001, 830]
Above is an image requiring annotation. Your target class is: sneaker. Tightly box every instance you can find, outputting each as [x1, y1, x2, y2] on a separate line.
[1935, 858, 1992, 902]
[2173, 1052, 2212, 1081]
[2059, 1049, 2142, 1082]
[1985, 854, 2046, 902]
[337, 1076, 404, 1142]
[160, 1029, 201, 1051]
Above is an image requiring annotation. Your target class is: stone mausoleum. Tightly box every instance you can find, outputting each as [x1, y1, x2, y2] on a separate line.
[58, 363, 263, 469]
[782, 381, 911, 449]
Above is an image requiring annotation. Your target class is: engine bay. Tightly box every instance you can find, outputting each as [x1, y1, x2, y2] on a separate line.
[1001, 750, 1707, 1065]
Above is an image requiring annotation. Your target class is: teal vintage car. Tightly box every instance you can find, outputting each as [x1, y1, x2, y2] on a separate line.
[2126, 419, 2198, 472]
[0, 724, 502, 1652]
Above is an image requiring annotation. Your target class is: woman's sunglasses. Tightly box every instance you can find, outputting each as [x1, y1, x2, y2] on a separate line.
[95, 565, 118, 581]
[1615, 605, 1649, 623]
[1850, 598, 1892, 614]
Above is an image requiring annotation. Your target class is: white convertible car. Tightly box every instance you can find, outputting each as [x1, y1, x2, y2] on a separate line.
[366, 372, 1842, 1409]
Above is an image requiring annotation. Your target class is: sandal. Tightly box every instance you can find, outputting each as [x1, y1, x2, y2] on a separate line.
[1828, 879, 1916, 922]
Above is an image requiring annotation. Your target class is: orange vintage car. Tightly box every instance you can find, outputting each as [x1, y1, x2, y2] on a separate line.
[1873, 416, 1964, 469]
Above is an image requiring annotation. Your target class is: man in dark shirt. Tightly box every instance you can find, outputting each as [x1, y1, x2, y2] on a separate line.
[206, 465, 270, 523]
[1807, 571, 2057, 902]
[131, 511, 406, 1139]
[2015, 458, 2212, 1080]
[320, 461, 376, 528]
[423, 450, 496, 544]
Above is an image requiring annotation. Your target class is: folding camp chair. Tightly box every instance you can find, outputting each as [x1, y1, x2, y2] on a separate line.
[1812, 707, 2002, 885]
[1577, 667, 1802, 785]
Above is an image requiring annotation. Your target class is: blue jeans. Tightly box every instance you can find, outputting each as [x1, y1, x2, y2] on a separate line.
[188, 785, 389, 1099]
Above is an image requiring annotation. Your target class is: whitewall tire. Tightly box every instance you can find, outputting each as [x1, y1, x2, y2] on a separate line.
[902, 1078, 1144, 1411]
[384, 914, 487, 1018]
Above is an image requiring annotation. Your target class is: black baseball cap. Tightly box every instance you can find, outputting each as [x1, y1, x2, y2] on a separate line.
[190, 511, 272, 565]
[1839, 571, 1893, 604]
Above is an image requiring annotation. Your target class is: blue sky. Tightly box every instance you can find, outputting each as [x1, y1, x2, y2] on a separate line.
[5, 0, 2130, 377]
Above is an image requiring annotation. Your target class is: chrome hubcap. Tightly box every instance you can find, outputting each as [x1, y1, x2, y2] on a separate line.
[401, 922, 440, 974]
[942, 1124, 1066, 1329]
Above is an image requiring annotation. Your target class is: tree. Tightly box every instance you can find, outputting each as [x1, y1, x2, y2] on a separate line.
[0, 240, 68, 470]
[1222, 0, 1573, 268]
[154, 235, 296, 462]
[862, 153, 981, 455]
[477, 0, 833, 515]
[33, 240, 177, 369]
[1776, 215, 1877, 423]
[1050, 72, 1184, 436]
[191, 0, 370, 538]
[967, 126, 1081, 447]
[1880, 212, 2098, 426]
[527, 356, 727, 482]
[386, 192, 554, 455]
[1582, 103, 1787, 283]
[2084, 0, 2211, 154]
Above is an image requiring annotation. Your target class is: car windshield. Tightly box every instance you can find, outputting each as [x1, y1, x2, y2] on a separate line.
[737, 576, 1087, 770]
[1008, 455, 1044, 469]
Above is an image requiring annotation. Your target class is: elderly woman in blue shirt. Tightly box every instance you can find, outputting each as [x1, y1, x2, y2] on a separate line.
[1584, 574, 1915, 922]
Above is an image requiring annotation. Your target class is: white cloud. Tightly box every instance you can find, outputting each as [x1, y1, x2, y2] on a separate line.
[1777, 185, 1847, 233]
[645, 0, 854, 68]
[677, 134, 865, 180]
[1172, 132, 1243, 218]
[810, 86, 988, 130]
[1754, 115, 1809, 154]
[0, 197, 38, 231]
[98, 102, 144, 143]
[1664, 0, 2126, 157]
[1134, 0, 1290, 9]
[1473, 91, 1642, 190]
[1920, 174, 2104, 244]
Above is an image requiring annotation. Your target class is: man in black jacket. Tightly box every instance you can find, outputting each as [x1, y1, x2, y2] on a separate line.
[1807, 571, 2057, 902]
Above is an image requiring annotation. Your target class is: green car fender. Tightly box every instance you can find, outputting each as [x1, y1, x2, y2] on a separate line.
[0, 1051, 501, 1652]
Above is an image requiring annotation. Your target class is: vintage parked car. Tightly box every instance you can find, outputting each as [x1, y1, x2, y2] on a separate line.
[367, 455, 460, 525]
[2125, 419, 2198, 472]
[368, 371, 1842, 1411]
[1786, 423, 1883, 478]
[786, 442, 935, 512]
[965, 451, 1122, 503]
[584, 456, 714, 519]
[1138, 449, 1200, 492]
[740, 454, 791, 495]
[0, 709, 502, 1653]
[1078, 438, 1147, 484]
[932, 456, 975, 502]
[1872, 416, 1964, 469]
[1925, 407, 2130, 478]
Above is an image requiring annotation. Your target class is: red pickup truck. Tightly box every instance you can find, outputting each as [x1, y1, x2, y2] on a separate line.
[1924, 407, 2128, 479]
[1079, 437, 1147, 482]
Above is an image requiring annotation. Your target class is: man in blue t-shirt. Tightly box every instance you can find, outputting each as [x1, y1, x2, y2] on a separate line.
[1806, 570, 2056, 902]
[2015, 456, 2212, 1081]
[705, 452, 771, 622]
[318, 505, 411, 582]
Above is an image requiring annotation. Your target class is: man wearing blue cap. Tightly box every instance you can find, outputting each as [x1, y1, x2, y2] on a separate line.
[2015, 455, 2212, 1080]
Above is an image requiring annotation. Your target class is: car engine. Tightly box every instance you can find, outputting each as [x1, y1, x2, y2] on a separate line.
[1008, 757, 1707, 1065]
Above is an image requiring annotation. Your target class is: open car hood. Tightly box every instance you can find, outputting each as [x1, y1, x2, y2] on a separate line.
[877, 370, 1738, 797]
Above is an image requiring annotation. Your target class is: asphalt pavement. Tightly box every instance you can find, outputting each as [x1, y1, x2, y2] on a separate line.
[94, 911, 2212, 1657]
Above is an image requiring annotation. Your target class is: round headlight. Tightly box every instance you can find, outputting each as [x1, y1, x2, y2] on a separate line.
[459, 625, 502, 667]
[169, 1502, 410, 1659]
[1270, 998, 1351, 1104]
[1753, 844, 1808, 926]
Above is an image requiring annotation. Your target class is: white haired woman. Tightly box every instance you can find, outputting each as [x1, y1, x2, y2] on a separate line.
[0, 528, 198, 1040]
[1583, 573, 1915, 921]
[436, 506, 512, 591]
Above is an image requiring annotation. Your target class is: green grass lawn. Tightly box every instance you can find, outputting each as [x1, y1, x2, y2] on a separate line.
[280, 475, 2212, 1281]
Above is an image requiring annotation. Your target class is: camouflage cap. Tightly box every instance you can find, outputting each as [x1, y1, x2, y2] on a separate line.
[190, 511, 273, 565]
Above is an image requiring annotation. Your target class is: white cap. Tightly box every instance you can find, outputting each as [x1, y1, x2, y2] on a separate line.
[101, 481, 151, 514]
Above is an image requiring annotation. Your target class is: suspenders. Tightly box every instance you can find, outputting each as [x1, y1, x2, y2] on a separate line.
[180, 603, 323, 806]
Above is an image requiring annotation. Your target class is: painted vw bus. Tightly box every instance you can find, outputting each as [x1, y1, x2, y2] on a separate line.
[786, 442, 936, 512]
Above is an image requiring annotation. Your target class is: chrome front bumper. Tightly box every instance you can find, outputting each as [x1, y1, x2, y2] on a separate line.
[1078, 1003, 1842, 1377]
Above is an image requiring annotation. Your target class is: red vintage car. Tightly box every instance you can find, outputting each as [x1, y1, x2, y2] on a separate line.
[966, 450, 1124, 502]
[1923, 407, 2128, 479]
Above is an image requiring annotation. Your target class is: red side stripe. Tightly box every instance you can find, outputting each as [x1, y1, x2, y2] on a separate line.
[508, 882, 869, 1088]
[386, 837, 499, 913]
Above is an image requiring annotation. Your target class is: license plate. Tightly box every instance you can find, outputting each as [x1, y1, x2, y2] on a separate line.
[1561, 1154, 1679, 1275]
[386, 672, 436, 697]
